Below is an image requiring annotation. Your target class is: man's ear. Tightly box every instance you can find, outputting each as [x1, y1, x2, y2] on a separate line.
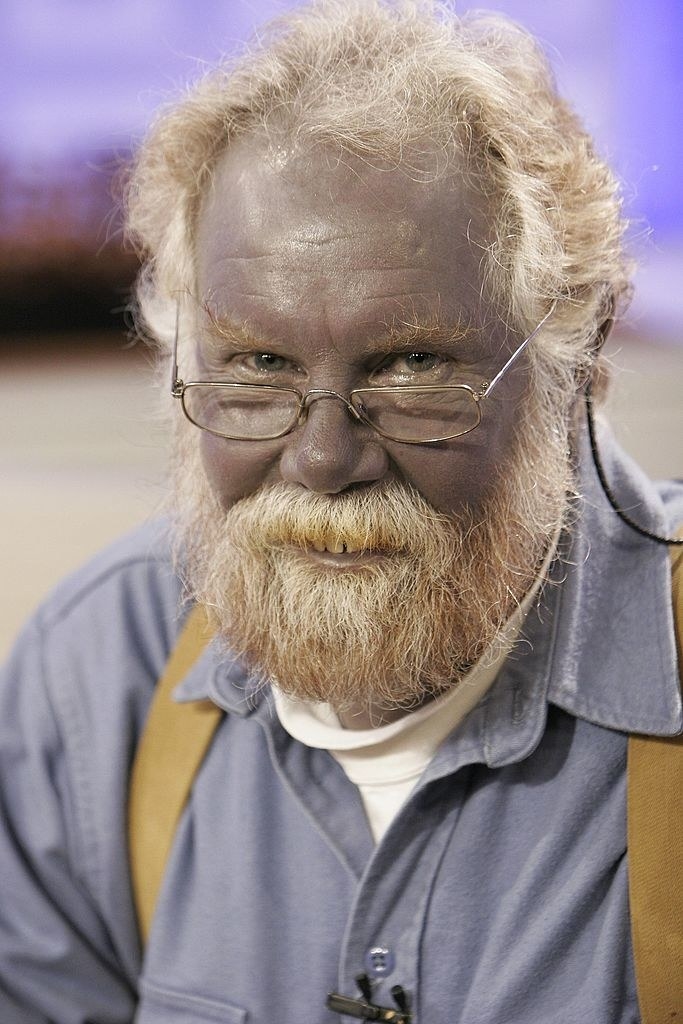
[582, 290, 615, 398]
[593, 306, 615, 355]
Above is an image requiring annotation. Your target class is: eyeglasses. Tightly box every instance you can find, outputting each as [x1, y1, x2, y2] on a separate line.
[171, 303, 555, 445]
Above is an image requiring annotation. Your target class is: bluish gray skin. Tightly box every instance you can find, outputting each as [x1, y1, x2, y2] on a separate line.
[192, 138, 532, 726]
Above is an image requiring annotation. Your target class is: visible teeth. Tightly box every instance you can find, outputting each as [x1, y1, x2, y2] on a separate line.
[309, 540, 361, 554]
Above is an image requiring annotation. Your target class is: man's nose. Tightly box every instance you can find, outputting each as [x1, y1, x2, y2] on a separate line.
[278, 391, 389, 493]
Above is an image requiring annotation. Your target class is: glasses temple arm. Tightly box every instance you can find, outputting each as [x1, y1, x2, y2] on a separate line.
[171, 301, 183, 396]
[484, 301, 557, 395]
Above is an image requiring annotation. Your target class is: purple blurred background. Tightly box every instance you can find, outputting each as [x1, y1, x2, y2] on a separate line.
[2, 0, 682, 339]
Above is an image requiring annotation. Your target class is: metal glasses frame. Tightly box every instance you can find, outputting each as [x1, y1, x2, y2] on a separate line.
[171, 302, 556, 444]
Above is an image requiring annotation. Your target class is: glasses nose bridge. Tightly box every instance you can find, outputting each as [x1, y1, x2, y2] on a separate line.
[298, 388, 362, 424]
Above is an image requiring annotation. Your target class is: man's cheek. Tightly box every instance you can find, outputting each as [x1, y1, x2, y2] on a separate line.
[393, 441, 506, 518]
[200, 433, 282, 510]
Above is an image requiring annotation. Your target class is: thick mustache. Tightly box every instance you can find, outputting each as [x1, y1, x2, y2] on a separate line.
[229, 482, 451, 554]
[260, 510, 407, 554]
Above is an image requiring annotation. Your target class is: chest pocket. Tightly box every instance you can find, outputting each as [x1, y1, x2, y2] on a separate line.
[135, 979, 248, 1023]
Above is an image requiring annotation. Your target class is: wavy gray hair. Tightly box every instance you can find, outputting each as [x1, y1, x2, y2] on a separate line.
[125, 0, 631, 401]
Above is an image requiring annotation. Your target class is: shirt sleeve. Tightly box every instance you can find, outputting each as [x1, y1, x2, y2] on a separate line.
[0, 617, 139, 1024]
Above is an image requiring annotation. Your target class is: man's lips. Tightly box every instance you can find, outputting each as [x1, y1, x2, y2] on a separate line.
[301, 546, 390, 566]
[277, 538, 395, 566]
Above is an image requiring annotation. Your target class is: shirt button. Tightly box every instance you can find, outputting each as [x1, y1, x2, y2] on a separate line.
[364, 945, 396, 978]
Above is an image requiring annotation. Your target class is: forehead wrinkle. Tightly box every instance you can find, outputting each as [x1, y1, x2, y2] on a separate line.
[216, 214, 431, 269]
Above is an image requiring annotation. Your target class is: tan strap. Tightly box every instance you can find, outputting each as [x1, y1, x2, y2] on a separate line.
[628, 536, 683, 1022]
[128, 605, 221, 944]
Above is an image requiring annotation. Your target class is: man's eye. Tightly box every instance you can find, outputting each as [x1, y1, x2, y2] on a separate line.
[250, 353, 287, 372]
[402, 352, 442, 372]
[372, 351, 450, 384]
[230, 352, 301, 379]
[211, 350, 302, 385]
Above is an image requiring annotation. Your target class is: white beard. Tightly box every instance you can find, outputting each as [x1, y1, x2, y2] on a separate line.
[170, 405, 573, 715]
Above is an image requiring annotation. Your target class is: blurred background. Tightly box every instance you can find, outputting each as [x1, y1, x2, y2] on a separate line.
[2, 0, 682, 658]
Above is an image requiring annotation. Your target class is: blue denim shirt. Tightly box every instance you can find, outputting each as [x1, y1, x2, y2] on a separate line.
[1, 425, 681, 1024]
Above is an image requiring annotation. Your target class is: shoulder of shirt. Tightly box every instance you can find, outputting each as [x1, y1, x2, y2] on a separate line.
[1, 519, 186, 775]
[28, 517, 183, 641]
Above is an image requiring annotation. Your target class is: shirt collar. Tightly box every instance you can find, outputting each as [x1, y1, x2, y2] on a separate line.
[543, 419, 682, 735]
[173, 637, 261, 716]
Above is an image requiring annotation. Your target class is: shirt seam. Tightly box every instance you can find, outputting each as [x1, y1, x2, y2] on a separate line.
[37, 551, 175, 633]
[33, 616, 102, 910]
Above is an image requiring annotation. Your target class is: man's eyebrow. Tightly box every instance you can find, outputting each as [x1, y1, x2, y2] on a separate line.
[200, 308, 271, 352]
[198, 307, 482, 355]
[369, 314, 481, 353]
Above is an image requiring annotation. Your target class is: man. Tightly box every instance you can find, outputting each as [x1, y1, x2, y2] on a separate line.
[1, 1, 681, 1021]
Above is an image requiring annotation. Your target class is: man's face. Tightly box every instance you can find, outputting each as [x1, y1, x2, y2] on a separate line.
[193, 139, 527, 524]
[175, 139, 570, 720]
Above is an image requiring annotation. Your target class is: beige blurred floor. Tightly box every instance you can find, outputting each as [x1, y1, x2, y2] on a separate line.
[1, 329, 682, 661]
